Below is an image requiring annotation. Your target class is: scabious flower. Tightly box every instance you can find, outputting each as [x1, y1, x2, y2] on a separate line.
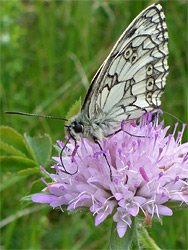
[32, 113, 188, 238]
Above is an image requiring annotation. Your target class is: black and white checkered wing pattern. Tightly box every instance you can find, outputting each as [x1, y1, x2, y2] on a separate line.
[82, 4, 168, 127]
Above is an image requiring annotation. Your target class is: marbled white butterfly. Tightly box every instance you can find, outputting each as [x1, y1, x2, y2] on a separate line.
[68, 3, 168, 143]
[6, 4, 169, 158]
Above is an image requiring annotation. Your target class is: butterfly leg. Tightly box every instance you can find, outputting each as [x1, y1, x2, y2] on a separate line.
[94, 139, 113, 181]
[107, 127, 144, 138]
[59, 135, 78, 175]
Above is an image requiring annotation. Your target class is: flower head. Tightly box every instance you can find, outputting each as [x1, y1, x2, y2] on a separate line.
[32, 114, 188, 238]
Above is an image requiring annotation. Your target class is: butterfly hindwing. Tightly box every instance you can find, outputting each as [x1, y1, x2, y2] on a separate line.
[82, 4, 168, 129]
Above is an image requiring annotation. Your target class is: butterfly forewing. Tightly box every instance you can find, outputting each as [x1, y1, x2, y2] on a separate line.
[82, 4, 168, 134]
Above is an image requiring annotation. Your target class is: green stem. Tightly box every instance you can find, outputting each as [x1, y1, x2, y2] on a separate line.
[132, 218, 140, 250]
[138, 224, 162, 250]
[109, 217, 139, 250]
[109, 217, 162, 250]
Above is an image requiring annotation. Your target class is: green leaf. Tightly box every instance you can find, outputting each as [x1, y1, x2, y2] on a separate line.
[66, 97, 82, 120]
[0, 141, 27, 157]
[21, 177, 51, 208]
[53, 144, 66, 156]
[24, 134, 52, 167]
[21, 178, 51, 208]
[21, 194, 35, 202]
[30, 178, 49, 194]
[110, 219, 136, 250]
[0, 126, 29, 157]
[0, 156, 38, 174]
[53, 144, 62, 154]
[18, 167, 41, 176]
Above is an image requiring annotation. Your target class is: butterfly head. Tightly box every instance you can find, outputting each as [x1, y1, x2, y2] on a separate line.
[67, 119, 84, 140]
[67, 112, 98, 142]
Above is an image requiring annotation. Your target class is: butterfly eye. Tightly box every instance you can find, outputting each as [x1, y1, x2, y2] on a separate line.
[146, 78, 155, 91]
[146, 64, 153, 75]
[73, 121, 83, 133]
[124, 48, 133, 59]
[130, 52, 138, 63]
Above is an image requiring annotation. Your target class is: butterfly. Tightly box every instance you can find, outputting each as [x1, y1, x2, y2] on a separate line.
[67, 3, 169, 144]
[6, 4, 169, 176]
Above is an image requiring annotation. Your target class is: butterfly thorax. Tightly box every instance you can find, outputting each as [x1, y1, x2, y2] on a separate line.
[68, 109, 117, 142]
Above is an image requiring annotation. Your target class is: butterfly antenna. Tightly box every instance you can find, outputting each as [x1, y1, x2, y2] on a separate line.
[60, 135, 78, 175]
[163, 111, 184, 124]
[5, 111, 68, 121]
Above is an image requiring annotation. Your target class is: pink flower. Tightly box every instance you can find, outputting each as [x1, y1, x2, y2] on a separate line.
[32, 113, 188, 238]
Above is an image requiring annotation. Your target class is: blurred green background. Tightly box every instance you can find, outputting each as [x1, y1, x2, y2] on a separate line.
[1, 0, 187, 249]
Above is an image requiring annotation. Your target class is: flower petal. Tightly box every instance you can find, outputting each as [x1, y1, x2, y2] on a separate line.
[32, 194, 57, 204]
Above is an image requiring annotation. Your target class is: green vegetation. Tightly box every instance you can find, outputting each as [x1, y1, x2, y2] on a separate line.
[1, 1, 187, 249]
